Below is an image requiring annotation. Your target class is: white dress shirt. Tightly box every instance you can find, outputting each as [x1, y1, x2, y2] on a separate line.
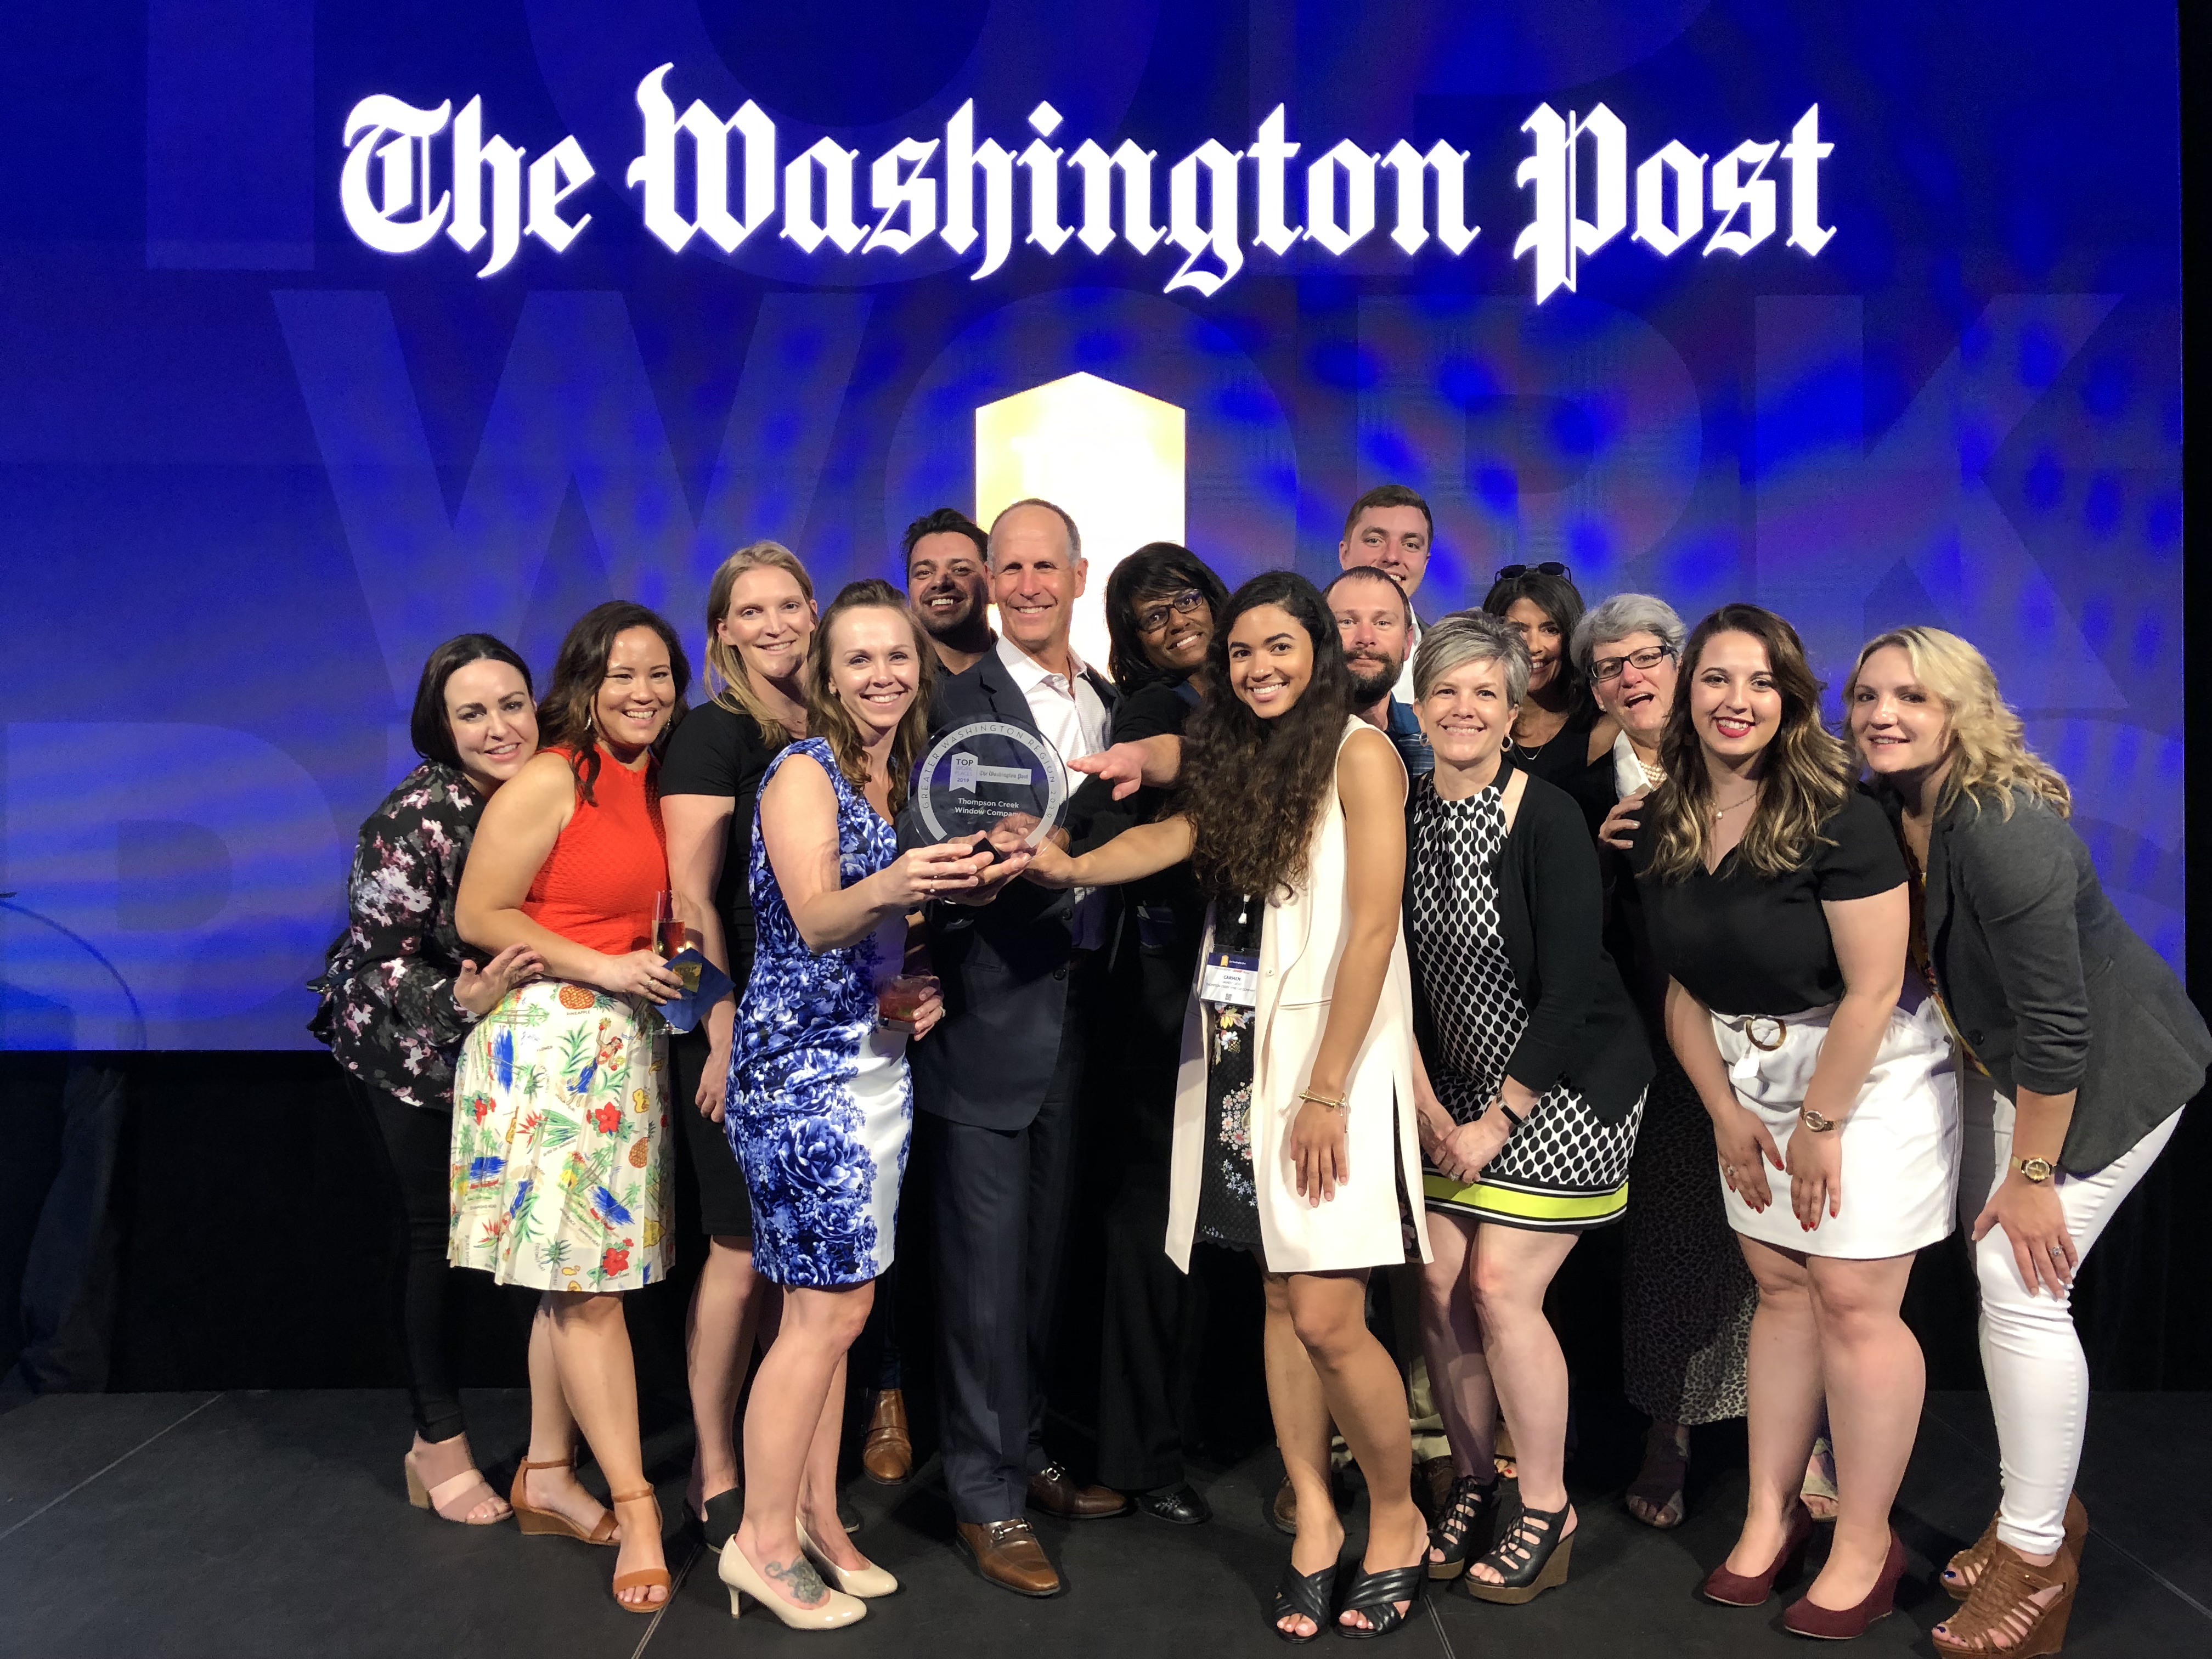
[996, 635, 1110, 948]
[1392, 612, 1424, 703]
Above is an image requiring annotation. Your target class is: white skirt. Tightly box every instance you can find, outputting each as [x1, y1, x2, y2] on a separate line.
[1708, 993, 1959, 1259]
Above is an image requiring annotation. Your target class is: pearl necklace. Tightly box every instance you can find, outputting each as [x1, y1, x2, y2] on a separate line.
[1710, 791, 1757, 820]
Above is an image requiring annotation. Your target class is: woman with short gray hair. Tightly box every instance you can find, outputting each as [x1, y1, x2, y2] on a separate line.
[1402, 607, 1652, 1603]
[1578, 592, 1760, 1536]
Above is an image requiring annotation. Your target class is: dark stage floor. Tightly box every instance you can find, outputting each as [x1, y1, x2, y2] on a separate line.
[2, 1389, 2206, 1657]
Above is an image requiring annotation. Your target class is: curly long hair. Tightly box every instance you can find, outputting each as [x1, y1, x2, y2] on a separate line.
[1844, 627, 2070, 820]
[1173, 571, 1356, 900]
[537, 601, 691, 805]
[1646, 603, 1852, 881]
[803, 579, 935, 816]
[1102, 541, 1232, 694]
[701, 541, 815, 745]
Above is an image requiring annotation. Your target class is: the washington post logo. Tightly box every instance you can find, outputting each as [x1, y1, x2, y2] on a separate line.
[339, 64, 1835, 302]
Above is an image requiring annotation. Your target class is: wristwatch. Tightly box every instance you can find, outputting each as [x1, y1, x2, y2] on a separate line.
[1798, 1108, 1839, 1133]
[2014, 1156, 2055, 1184]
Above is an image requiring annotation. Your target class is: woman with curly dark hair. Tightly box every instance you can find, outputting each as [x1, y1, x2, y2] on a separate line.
[1027, 570, 1431, 1642]
[1626, 604, 1955, 1640]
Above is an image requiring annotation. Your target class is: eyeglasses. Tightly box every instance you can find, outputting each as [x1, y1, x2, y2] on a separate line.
[1494, 562, 1572, 581]
[1589, 645, 1675, 683]
[1135, 589, 1206, 635]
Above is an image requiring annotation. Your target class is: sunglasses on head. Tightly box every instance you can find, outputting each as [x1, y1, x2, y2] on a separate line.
[1494, 562, 1572, 581]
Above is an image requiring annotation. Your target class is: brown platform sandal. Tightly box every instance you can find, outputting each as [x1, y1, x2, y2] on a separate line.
[1934, 1540, 2078, 1658]
[608, 1489, 671, 1613]
[1945, 1493, 2087, 1600]
[509, 1455, 618, 1544]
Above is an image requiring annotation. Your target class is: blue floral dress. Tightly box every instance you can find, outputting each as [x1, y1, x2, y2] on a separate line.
[729, 738, 907, 1288]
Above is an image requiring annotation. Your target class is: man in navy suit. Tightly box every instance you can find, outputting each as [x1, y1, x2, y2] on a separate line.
[909, 499, 1131, 1596]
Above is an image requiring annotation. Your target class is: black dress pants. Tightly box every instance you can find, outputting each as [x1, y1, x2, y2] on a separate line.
[348, 1073, 471, 1444]
[922, 1002, 1084, 1524]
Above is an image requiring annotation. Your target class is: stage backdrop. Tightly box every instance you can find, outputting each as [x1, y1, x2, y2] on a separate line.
[0, 0, 2184, 1049]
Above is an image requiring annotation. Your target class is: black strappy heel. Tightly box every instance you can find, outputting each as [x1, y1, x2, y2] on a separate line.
[1335, 1561, 1425, 1639]
[1270, 1561, 1338, 1643]
[1465, 1499, 1575, 1604]
[1425, 1473, 1499, 1581]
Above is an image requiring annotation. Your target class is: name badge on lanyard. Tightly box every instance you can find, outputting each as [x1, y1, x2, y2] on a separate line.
[1199, 950, 1260, 1008]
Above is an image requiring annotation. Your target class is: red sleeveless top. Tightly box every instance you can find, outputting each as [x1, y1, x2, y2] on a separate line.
[522, 746, 668, 957]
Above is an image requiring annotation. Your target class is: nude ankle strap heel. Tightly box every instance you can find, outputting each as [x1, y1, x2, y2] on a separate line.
[509, 1455, 617, 1544]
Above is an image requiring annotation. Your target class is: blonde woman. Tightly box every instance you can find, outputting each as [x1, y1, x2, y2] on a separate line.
[719, 580, 1018, 1630]
[1847, 628, 2208, 1658]
[1626, 603, 1954, 1640]
[660, 541, 816, 1550]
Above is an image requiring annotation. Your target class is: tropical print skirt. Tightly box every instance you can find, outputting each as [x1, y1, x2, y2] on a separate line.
[449, 979, 673, 1292]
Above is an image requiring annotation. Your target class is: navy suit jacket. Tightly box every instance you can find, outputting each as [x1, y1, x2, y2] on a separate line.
[903, 646, 1119, 1131]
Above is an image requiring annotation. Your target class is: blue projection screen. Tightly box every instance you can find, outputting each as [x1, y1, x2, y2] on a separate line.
[0, 1, 2183, 1049]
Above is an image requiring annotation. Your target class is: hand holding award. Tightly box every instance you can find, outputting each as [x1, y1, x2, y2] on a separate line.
[914, 720, 1069, 861]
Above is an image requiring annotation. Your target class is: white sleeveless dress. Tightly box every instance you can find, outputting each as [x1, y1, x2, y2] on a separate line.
[1165, 719, 1431, 1274]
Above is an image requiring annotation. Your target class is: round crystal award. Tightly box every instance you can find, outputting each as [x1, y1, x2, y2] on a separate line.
[913, 720, 1068, 851]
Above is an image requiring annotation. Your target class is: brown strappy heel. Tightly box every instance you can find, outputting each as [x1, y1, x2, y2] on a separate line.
[608, 1489, 672, 1613]
[1934, 1540, 2078, 1657]
[1944, 1493, 2087, 1600]
[509, 1454, 617, 1544]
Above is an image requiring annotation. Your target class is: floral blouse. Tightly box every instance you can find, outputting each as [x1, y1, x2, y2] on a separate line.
[309, 761, 487, 1109]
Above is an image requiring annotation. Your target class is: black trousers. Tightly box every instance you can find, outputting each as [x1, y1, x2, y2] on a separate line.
[922, 1003, 1084, 1524]
[1095, 1155, 1209, 1491]
[347, 1073, 471, 1444]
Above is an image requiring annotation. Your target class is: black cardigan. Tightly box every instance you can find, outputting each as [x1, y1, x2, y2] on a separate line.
[1910, 785, 2209, 1171]
[1403, 761, 1653, 1124]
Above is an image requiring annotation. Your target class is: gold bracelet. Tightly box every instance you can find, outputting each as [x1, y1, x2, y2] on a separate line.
[1299, 1088, 1348, 1113]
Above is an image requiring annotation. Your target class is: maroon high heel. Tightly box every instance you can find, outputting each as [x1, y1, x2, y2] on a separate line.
[1701, 1499, 1815, 1606]
[1782, 1530, 1908, 1640]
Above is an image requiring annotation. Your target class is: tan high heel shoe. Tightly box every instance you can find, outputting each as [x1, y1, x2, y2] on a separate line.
[796, 1516, 899, 1598]
[1944, 1493, 2087, 1600]
[718, 1536, 868, 1628]
[1934, 1540, 2078, 1657]
[608, 1490, 671, 1614]
[403, 1446, 510, 1525]
[508, 1454, 617, 1544]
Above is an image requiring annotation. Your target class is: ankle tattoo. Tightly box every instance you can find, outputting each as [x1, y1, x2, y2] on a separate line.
[764, 1555, 828, 1606]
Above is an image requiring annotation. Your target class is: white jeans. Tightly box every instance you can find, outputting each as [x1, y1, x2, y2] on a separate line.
[1959, 1075, 2182, 1554]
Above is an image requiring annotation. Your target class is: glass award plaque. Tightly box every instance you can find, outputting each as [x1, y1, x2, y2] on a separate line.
[913, 720, 1068, 854]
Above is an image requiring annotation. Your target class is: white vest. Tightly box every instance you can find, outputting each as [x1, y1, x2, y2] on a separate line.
[1166, 720, 1432, 1274]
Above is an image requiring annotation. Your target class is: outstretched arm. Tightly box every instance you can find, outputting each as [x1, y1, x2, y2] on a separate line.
[1024, 815, 1195, 888]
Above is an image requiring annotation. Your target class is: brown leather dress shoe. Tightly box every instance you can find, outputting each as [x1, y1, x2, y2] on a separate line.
[860, 1389, 912, 1485]
[956, 1518, 1064, 1597]
[1027, 1461, 1132, 1519]
[1271, 1476, 1298, 1536]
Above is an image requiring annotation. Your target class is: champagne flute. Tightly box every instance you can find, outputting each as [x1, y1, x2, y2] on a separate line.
[653, 890, 685, 959]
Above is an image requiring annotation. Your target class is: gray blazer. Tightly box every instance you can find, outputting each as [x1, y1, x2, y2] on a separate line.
[1917, 786, 2208, 1171]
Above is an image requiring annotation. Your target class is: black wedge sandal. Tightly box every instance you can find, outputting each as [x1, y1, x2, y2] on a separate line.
[1270, 1561, 1338, 1643]
[1464, 1499, 1575, 1605]
[1426, 1474, 1499, 1581]
[1335, 1561, 1425, 1639]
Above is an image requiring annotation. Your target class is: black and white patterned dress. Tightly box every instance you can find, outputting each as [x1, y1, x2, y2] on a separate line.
[1194, 893, 1265, 1250]
[1409, 774, 1642, 1229]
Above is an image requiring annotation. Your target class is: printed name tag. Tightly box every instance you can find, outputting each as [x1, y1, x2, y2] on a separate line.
[1199, 950, 1260, 1008]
